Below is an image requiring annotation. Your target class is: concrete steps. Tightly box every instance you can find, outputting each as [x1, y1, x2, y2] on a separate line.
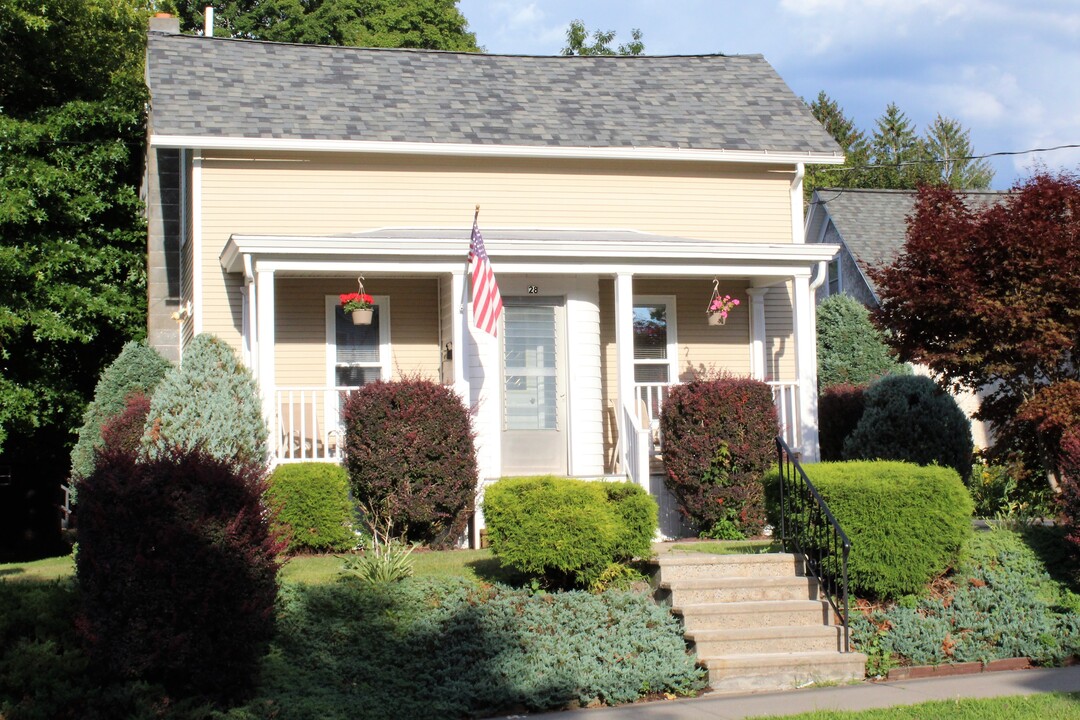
[654, 550, 866, 694]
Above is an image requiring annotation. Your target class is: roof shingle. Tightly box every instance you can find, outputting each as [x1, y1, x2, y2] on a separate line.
[146, 33, 841, 155]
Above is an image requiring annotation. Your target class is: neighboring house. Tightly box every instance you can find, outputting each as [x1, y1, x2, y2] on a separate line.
[805, 188, 1004, 447]
[143, 17, 842, 539]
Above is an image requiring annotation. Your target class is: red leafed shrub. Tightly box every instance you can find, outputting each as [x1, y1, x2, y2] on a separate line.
[660, 378, 778, 536]
[342, 379, 478, 548]
[819, 384, 866, 461]
[97, 391, 151, 461]
[75, 448, 283, 704]
[1057, 428, 1080, 557]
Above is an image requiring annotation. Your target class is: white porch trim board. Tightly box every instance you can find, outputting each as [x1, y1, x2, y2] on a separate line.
[256, 267, 275, 435]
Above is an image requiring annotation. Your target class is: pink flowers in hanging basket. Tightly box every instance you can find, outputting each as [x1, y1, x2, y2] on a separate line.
[708, 294, 740, 321]
[339, 292, 374, 313]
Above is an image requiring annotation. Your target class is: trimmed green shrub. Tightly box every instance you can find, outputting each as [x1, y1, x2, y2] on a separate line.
[816, 293, 908, 388]
[267, 579, 703, 716]
[660, 377, 777, 536]
[342, 378, 477, 549]
[483, 476, 657, 588]
[267, 463, 356, 553]
[843, 374, 973, 480]
[766, 460, 973, 600]
[818, 383, 865, 461]
[69, 341, 171, 488]
[76, 448, 283, 704]
[852, 529, 1080, 669]
[142, 333, 269, 467]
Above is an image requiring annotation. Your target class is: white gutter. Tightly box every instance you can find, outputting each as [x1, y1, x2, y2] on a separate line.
[149, 135, 846, 166]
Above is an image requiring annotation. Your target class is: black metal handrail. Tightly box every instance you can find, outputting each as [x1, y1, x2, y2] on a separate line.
[775, 436, 853, 652]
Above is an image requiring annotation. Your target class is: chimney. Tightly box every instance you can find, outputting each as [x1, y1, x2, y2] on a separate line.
[149, 13, 180, 34]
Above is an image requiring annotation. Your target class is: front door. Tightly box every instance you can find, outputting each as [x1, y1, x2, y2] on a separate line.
[500, 298, 568, 476]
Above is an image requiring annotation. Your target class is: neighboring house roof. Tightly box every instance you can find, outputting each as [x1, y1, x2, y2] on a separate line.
[807, 188, 1006, 298]
[145, 32, 842, 160]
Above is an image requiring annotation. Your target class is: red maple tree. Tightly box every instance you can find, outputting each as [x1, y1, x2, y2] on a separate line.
[872, 172, 1080, 488]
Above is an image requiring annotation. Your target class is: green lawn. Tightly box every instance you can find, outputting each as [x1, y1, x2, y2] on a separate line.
[659, 539, 781, 555]
[748, 693, 1080, 720]
[0, 553, 73, 582]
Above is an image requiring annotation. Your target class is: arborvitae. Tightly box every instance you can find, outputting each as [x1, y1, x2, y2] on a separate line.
[69, 341, 172, 487]
[142, 334, 268, 467]
[817, 293, 907, 389]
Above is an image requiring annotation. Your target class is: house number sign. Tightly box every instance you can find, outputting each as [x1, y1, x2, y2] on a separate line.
[527, 285, 539, 294]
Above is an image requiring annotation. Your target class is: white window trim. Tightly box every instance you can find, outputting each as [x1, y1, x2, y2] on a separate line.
[632, 294, 678, 384]
[827, 256, 842, 296]
[324, 294, 391, 388]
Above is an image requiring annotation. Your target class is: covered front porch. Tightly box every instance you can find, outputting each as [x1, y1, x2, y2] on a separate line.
[221, 228, 837, 534]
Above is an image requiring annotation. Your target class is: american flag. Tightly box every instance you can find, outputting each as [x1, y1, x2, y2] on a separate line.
[469, 214, 503, 337]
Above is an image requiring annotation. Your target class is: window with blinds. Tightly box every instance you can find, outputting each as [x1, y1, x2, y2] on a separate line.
[633, 300, 676, 383]
[330, 298, 389, 387]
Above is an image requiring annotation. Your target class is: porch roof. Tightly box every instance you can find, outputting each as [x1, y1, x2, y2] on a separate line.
[221, 228, 839, 279]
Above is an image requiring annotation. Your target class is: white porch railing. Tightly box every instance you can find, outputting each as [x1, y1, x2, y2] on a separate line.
[274, 387, 355, 463]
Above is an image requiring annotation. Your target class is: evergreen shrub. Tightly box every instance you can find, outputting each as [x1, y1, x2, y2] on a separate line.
[142, 333, 268, 467]
[818, 383, 865, 461]
[341, 378, 477, 548]
[271, 579, 703, 716]
[816, 293, 907, 388]
[660, 377, 777, 536]
[843, 374, 973, 480]
[76, 449, 283, 704]
[267, 463, 356, 553]
[69, 341, 171, 487]
[482, 476, 657, 588]
[766, 461, 973, 599]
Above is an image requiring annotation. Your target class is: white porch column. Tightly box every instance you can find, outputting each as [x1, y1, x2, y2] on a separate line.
[747, 287, 769, 381]
[613, 272, 636, 479]
[793, 274, 820, 461]
[256, 268, 276, 436]
[450, 270, 469, 401]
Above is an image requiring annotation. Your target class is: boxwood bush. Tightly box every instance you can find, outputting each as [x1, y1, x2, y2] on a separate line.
[267, 463, 356, 553]
[660, 377, 777, 536]
[766, 460, 973, 600]
[482, 476, 657, 588]
[843, 374, 973, 480]
[342, 379, 477, 548]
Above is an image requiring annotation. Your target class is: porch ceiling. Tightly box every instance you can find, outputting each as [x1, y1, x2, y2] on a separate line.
[221, 228, 839, 278]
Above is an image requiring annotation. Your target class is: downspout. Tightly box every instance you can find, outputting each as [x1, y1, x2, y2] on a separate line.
[791, 163, 805, 244]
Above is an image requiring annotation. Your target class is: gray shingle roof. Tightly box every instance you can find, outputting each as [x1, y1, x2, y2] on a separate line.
[816, 188, 1006, 293]
[146, 32, 841, 155]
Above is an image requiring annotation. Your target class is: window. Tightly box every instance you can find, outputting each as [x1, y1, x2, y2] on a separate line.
[326, 296, 390, 387]
[827, 257, 841, 296]
[633, 296, 677, 384]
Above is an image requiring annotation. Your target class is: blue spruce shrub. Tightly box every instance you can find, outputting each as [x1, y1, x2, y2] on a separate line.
[142, 334, 268, 467]
[69, 341, 171, 488]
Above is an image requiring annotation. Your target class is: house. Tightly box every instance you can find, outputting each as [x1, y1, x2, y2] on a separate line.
[804, 187, 1003, 447]
[143, 17, 842, 538]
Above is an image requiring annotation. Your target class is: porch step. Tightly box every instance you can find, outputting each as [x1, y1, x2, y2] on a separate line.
[652, 552, 865, 694]
[701, 651, 868, 694]
[661, 575, 819, 604]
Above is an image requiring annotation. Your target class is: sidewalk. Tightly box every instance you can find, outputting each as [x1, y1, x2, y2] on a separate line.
[522, 665, 1080, 720]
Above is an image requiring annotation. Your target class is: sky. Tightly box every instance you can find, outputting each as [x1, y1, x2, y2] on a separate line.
[457, 0, 1080, 190]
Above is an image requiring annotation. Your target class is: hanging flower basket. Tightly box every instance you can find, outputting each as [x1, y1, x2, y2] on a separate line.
[706, 280, 740, 327]
[341, 277, 374, 325]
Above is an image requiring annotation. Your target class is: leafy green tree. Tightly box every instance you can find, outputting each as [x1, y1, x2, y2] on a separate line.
[816, 293, 908, 388]
[0, 0, 149, 474]
[873, 173, 1080, 489]
[165, 0, 480, 50]
[924, 114, 993, 190]
[562, 19, 644, 56]
[143, 334, 269, 467]
[69, 341, 171, 488]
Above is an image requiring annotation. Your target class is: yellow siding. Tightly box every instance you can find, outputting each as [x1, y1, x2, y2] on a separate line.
[275, 278, 440, 387]
[764, 283, 796, 380]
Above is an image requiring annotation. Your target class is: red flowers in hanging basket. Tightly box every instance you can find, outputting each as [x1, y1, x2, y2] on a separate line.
[339, 292, 374, 313]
